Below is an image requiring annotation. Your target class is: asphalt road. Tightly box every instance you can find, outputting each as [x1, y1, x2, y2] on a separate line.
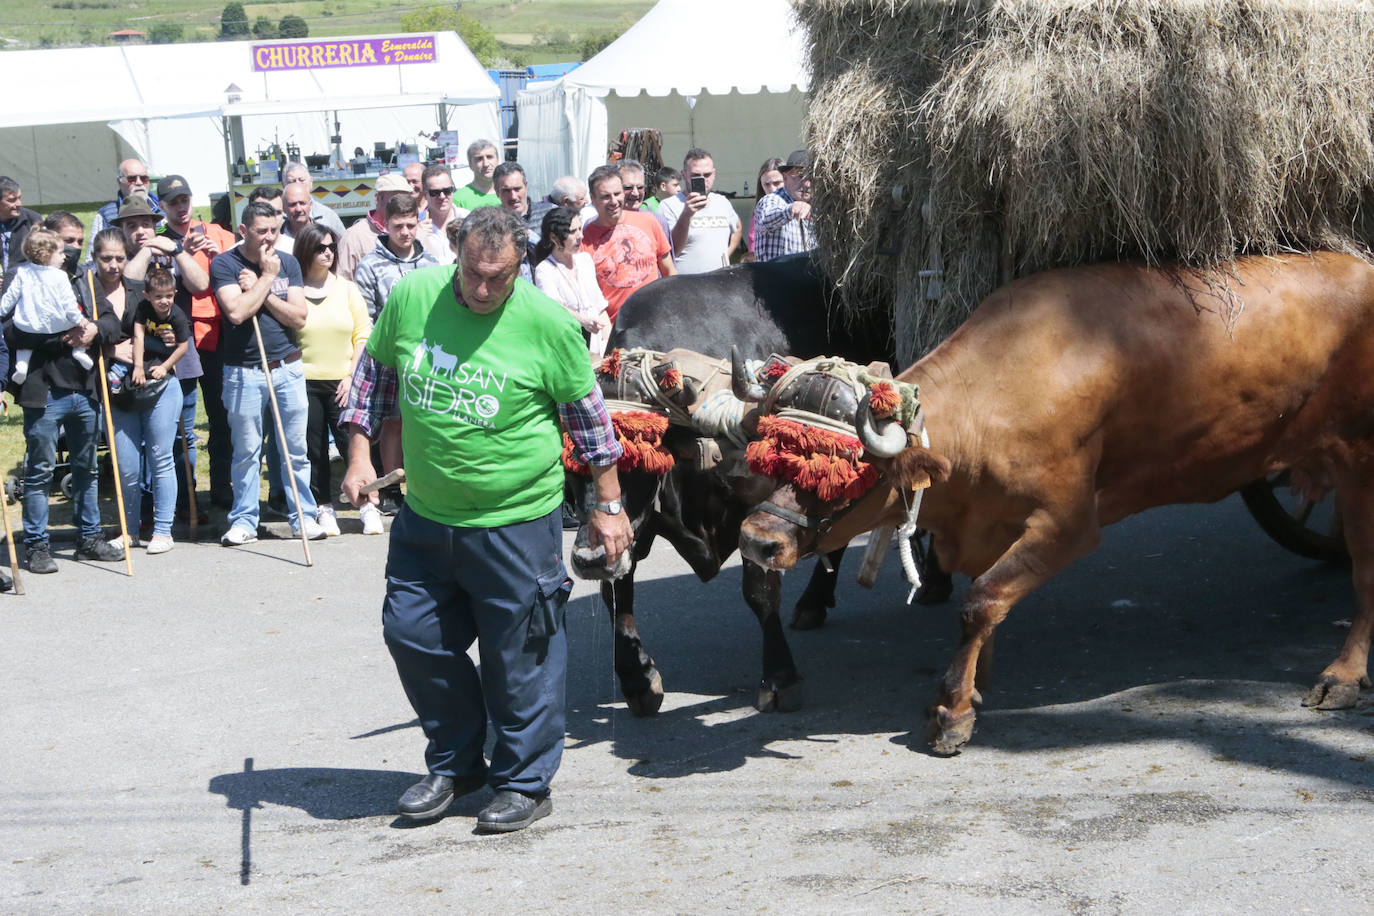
[2, 494, 1371, 913]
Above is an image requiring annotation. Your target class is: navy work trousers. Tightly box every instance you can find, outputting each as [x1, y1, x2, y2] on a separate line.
[383, 504, 572, 797]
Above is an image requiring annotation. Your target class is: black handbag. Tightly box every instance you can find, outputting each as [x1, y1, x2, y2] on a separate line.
[114, 372, 172, 411]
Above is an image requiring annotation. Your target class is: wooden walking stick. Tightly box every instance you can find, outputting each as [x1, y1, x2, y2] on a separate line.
[251, 314, 312, 566]
[85, 271, 133, 575]
[2, 492, 24, 595]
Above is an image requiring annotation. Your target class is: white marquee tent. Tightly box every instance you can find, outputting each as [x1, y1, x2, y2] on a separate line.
[516, 0, 808, 196]
[0, 32, 501, 207]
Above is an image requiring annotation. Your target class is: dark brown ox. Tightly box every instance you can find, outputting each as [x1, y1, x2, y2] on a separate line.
[739, 252, 1374, 755]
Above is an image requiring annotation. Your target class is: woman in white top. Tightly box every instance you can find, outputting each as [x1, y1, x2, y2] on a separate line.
[532, 206, 610, 358]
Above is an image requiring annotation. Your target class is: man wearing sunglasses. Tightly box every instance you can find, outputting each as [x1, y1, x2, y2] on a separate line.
[89, 158, 162, 242]
[418, 164, 468, 265]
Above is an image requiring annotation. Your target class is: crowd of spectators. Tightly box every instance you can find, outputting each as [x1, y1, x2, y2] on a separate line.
[0, 137, 816, 575]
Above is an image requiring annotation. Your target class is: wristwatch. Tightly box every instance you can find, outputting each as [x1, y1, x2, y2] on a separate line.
[596, 499, 623, 515]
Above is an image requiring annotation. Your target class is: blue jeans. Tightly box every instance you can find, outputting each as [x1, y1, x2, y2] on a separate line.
[222, 361, 316, 531]
[174, 377, 198, 511]
[21, 388, 103, 547]
[112, 380, 181, 539]
[383, 506, 572, 795]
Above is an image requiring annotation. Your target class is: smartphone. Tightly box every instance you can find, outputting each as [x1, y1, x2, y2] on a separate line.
[689, 175, 706, 196]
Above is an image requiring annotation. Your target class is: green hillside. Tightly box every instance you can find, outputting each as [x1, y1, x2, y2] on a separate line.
[0, 0, 653, 64]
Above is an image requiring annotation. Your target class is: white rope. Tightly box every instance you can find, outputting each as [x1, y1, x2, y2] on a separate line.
[896, 426, 931, 604]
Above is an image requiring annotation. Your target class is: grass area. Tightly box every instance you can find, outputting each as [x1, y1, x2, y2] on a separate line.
[0, 0, 651, 53]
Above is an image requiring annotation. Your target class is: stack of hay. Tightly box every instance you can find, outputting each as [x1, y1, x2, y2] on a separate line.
[798, 0, 1374, 363]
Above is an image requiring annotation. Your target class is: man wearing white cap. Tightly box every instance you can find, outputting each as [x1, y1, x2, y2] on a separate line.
[338, 173, 412, 280]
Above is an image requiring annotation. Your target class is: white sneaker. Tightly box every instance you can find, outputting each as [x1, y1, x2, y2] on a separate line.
[109, 534, 139, 549]
[295, 518, 328, 541]
[359, 502, 384, 535]
[146, 534, 174, 555]
[221, 525, 258, 546]
[315, 504, 341, 537]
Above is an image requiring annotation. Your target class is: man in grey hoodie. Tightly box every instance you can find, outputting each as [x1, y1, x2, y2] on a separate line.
[353, 193, 438, 322]
[351, 192, 437, 516]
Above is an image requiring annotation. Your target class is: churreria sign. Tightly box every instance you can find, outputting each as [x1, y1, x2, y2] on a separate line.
[252, 35, 437, 72]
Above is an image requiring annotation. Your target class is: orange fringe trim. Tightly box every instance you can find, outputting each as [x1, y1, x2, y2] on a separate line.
[763, 360, 789, 380]
[563, 410, 675, 477]
[869, 382, 901, 419]
[745, 415, 879, 501]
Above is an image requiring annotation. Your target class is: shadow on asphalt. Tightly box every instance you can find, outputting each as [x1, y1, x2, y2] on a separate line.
[208, 763, 422, 821]
[559, 498, 1374, 782]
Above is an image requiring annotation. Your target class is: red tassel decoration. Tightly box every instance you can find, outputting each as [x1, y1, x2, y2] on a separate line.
[746, 415, 881, 501]
[563, 410, 674, 477]
[598, 348, 623, 379]
[869, 382, 901, 419]
[658, 367, 683, 392]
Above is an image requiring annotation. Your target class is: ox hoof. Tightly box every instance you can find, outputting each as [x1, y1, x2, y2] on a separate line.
[790, 604, 828, 631]
[757, 677, 803, 713]
[1302, 674, 1368, 710]
[622, 668, 665, 717]
[925, 705, 975, 757]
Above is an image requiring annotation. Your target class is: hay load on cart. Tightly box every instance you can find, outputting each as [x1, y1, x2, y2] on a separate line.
[798, 0, 1374, 364]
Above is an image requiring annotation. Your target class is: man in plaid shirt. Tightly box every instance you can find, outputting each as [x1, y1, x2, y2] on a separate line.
[340, 207, 630, 834]
[753, 149, 817, 262]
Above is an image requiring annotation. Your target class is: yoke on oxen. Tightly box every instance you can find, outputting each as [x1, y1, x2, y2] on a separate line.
[731, 348, 934, 600]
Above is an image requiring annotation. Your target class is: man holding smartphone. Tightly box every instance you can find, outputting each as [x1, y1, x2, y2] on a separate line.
[656, 147, 741, 274]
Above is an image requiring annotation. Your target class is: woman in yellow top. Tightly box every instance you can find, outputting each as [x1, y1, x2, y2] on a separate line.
[293, 222, 374, 536]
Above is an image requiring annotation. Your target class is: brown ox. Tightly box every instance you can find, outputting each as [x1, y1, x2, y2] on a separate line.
[739, 252, 1374, 755]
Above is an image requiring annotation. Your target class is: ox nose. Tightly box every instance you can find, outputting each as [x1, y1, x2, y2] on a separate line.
[740, 528, 797, 570]
[570, 517, 632, 580]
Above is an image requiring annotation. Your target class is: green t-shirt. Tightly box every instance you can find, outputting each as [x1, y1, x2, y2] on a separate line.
[368, 266, 594, 527]
[643, 196, 662, 213]
[452, 183, 501, 211]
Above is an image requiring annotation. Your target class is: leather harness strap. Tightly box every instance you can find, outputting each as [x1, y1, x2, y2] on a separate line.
[757, 499, 831, 532]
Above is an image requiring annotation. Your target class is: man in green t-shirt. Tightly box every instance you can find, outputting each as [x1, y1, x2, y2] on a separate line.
[451, 139, 502, 211]
[341, 207, 632, 833]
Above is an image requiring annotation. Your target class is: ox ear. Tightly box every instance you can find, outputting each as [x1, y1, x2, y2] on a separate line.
[889, 444, 951, 492]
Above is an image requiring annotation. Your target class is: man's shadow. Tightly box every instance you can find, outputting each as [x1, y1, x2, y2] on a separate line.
[209, 752, 472, 885]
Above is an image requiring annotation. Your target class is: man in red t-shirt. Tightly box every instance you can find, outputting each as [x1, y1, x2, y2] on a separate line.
[579, 164, 675, 321]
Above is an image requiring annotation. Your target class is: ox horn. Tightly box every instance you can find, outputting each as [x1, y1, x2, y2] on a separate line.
[731, 345, 768, 402]
[856, 392, 910, 458]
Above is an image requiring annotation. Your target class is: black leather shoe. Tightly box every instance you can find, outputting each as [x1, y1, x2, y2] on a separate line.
[26, 545, 57, 574]
[476, 790, 552, 833]
[0, 572, 13, 591]
[73, 537, 123, 562]
[397, 771, 486, 820]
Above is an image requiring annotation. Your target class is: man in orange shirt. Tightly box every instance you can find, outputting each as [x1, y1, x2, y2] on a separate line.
[579, 164, 675, 322]
[156, 174, 236, 508]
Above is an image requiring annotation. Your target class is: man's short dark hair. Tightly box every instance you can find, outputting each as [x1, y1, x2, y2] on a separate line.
[384, 193, 419, 222]
[420, 163, 452, 187]
[492, 161, 526, 186]
[682, 148, 713, 169]
[248, 186, 282, 203]
[588, 164, 622, 196]
[455, 205, 526, 258]
[655, 166, 679, 186]
[43, 211, 82, 233]
[0, 175, 20, 197]
[241, 200, 281, 225]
